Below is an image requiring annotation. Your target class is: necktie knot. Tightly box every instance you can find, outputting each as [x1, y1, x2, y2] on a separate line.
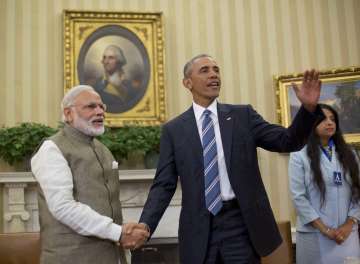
[204, 109, 211, 117]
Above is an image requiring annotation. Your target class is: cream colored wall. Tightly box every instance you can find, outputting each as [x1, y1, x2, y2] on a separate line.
[1, 0, 360, 223]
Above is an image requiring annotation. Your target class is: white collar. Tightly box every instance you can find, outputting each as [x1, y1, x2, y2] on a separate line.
[192, 99, 218, 122]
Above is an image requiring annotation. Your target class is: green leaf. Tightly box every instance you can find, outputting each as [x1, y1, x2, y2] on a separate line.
[0, 123, 58, 165]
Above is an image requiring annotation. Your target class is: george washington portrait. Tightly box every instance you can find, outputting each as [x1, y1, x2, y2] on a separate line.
[77, 25, 150, 113]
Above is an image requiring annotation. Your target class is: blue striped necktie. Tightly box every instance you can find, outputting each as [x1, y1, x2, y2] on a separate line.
[202, 109, 223, 215]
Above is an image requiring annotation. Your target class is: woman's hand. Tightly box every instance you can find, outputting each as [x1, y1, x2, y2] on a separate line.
[333, 219, 354, 244]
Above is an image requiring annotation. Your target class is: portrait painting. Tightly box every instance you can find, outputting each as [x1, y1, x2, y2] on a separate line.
[63, 11, 166, 126]
[78, 25, 150, 114]
[274, 67, 360, 146]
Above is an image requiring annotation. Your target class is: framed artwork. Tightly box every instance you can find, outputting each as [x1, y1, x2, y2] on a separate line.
[274, 67, 360, 147]
[63, 10, 166, 126]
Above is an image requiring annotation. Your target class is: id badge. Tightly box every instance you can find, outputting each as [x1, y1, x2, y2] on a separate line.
[333, 171, 342, 186]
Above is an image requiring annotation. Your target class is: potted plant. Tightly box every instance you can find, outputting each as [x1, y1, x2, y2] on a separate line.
[98, 128, 128, 162]
[98, 125, 161, 169]
[0, 123, 161, 171]
[0, 123, 58, 171]
[141, 126, 161, 169]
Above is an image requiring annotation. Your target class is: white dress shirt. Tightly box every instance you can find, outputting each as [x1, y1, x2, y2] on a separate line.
[193, 100, 235, 201]
[31, 140, 122, 242]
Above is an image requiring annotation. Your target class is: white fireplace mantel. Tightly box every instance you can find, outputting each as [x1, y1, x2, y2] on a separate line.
[0, 170, 181, 239]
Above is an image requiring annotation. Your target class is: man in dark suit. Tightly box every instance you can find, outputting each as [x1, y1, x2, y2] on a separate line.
[139, 54, 323, 263]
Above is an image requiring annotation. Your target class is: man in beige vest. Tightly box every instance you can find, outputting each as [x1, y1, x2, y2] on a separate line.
[31, 85, 149, 264]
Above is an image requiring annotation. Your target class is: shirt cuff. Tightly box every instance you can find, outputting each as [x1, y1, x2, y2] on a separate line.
[300, 213, 319, 226]
[107, 224, 122, 242]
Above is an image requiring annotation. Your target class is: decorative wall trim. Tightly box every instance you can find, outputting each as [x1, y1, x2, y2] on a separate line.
[0, 170, 180, 238]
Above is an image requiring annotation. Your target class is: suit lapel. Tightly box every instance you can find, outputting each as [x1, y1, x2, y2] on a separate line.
[180, 104, 234, 172]
[180, 107, 203, 166]
[218, 103, 233, 174]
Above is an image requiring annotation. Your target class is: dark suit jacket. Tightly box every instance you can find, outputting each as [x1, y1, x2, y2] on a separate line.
[140, 103, 322, 264]
[93, 78, 136, 113]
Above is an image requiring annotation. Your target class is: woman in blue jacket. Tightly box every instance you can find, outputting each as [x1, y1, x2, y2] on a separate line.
[289, 104, 360, 264]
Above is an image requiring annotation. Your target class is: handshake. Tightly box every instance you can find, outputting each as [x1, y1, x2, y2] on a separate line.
[119, 223, 150, 250]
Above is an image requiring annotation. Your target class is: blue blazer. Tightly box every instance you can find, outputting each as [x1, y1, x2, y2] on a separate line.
[140, 103, 322, 264]
[289, 145, 360, 232]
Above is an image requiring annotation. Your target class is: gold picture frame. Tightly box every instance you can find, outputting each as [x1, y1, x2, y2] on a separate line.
[63, 10, 166, 126]
[274, 67, 360, 147]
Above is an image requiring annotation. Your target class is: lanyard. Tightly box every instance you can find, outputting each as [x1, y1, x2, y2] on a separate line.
[320, 139, 334, 161]
[320, 139, 342, 185]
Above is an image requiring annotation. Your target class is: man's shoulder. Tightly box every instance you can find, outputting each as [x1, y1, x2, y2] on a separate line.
[217, 103, 256, 118]
[93, 77, 105, 87]
[162, 107, 194, 129]
[45, 129, 73, 155]
[35, 139, 59, 155]
[48, 129, 64, 143]
[164, 104, 254, 126]
[218, 103, 252, 111]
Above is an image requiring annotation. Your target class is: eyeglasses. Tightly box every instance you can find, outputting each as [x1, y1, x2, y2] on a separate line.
[68, 102, 107, 111]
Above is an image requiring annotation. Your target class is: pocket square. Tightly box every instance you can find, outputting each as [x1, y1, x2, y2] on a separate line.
[112, 161, 118, 169]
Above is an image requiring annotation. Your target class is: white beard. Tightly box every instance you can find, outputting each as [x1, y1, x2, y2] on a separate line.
[73, 114, 104, 137]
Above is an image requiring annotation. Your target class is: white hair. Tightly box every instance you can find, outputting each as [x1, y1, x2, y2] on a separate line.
[104, 45, 127, 68]
[61, 85, 95, 122]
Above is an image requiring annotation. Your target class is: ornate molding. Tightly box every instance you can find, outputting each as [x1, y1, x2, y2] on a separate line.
[0, 170, 156, 183]
[4, 211, 30, 222]
[0, 170, 180, 235]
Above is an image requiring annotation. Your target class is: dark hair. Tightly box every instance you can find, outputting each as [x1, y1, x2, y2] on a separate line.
[306, 104, 360, 206]
[183, 54, 212, 79]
